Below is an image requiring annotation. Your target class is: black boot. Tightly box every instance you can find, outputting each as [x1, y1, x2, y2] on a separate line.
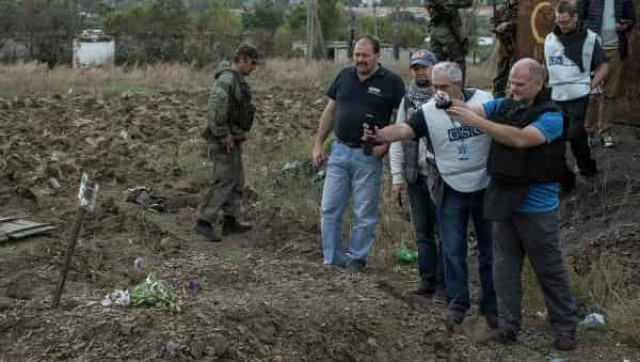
[222, 217, 252, 236]
[193, 220, 222, 242]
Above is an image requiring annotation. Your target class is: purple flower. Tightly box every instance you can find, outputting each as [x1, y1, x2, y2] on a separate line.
[134, 257, 144, 271]
[188, 278, 197, 291]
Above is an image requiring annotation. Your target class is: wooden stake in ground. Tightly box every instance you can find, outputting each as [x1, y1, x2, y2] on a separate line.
[52, 173, 99, 309]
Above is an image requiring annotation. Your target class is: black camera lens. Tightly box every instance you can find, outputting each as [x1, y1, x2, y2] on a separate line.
[436, 97, 453, 110]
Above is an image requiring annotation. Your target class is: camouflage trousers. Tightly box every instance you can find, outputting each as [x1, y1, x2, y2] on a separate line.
[430, 27, 467, 84]
[585, 48, 622, 138]
[493, 43, 516, 98]
[197, 142, 244, 224]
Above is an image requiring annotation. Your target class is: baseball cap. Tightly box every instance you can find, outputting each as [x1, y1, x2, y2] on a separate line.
[410, 50, 437, 67]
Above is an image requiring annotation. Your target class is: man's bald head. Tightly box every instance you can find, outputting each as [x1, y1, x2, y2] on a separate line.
[509, 58, 545, 103]
[512, 58, 546, 84]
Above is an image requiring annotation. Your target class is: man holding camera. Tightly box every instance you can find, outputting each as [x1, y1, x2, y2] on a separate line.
[446, 58, 579, 350]
[311, 36, 405, 270]
[364, 62, 498, 330]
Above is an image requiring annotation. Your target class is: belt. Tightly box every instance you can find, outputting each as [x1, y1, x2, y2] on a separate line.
[337, 139, 363, 148]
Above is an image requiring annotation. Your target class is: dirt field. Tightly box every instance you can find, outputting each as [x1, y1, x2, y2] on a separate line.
[1, 65, 640, 361]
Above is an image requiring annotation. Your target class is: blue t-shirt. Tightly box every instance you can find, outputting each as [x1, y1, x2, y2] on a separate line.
[483, 98, 563, 213]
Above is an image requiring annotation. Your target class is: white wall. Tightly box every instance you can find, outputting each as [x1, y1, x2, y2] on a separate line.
[73, 40, 115, 68]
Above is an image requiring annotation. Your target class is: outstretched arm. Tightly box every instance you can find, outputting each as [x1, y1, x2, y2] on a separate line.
[434, 91, 487, 118]
[448, 106, 547, 148]
[363, 123, 416, 144]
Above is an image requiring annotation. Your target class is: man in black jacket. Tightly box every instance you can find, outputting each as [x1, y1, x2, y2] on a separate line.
[445, 58, 579, 351]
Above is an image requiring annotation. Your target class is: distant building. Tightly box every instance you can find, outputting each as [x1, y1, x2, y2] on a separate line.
[361, 0, 381, 6]
[292, 40, 414, 64]
[73, 30, 115, 68]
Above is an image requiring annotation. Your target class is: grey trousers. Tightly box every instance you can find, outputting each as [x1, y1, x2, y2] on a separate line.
[493, 211, 578, 333]
[197, 143, 244, 224]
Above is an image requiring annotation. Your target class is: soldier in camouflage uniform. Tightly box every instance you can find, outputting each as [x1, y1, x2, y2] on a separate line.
[492, 0, 518, 97]
[194, 44, 258, 242]
[425, 0, 472, 84]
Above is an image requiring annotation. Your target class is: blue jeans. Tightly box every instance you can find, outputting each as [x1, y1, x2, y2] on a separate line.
[321, 142, 382, 266]
[438, 184, 497, 316]
[407, 177, 444, 291]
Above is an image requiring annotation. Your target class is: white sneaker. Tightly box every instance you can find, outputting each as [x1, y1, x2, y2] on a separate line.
[603, 136, 614, 148]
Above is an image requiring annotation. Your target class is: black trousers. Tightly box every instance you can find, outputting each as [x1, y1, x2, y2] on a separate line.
[557, 96, 597, 176]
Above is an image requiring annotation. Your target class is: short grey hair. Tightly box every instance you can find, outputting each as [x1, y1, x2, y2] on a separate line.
[431, 62, 463, 85]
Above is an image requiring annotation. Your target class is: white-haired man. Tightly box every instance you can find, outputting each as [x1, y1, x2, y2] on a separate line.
[364, 61, 498, 330]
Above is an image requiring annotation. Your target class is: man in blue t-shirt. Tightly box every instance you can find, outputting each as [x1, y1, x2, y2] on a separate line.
[443, 58, 579, 351]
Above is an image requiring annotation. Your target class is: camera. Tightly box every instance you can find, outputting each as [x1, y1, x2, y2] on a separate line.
[363, 114, 376, 156]
[435, 94, 453, 110]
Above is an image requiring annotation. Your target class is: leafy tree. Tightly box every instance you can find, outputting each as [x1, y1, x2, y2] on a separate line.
[0, 0, 20, 34]
[357, 11, 427, 47]
[196, 0, 243, 34]
[103, 0, 189, 35]
[318, 0, 345, 40]
[285, 2, 307, 31]
[241, 0, 284, 34]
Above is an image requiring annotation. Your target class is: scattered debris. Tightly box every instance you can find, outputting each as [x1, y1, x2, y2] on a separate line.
[101, 290, 130, 307]
[48, 177, 61, 189]
[281, 161, 304, 172]
[126, 187, 166, 212]
[0, 216, 55, 242]
[312, 170, 326, 183]
[580, 313, 606, 326]
[393, 247, 418, 264]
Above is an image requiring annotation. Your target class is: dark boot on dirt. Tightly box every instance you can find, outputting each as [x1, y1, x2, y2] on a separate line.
[346, 258, 366, 272]
[222, 217, 252, 236]
[484, 314, 499, 329]
[412, 278, 436, 298]
[553, 330, 577, 351]
[484, 325, 518, 344]
[444, 310, 465, 332]
[193, 220, 222, 242]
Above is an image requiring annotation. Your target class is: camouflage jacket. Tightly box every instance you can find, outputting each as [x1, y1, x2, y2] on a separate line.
[493, 0, 518, 39]
[203, 61, 255, 142]
[425, 0, 472, 34]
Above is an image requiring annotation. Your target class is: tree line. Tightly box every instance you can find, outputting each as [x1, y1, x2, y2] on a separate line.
[0, 0, 429, 65]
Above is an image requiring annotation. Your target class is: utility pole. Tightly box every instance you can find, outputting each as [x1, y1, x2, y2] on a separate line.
[313, 2, 327, 59]
[373, 3, 378, 38]
[347, 6, 356, 59]
[392, 4, 400, 60]
[306, 0, 314, 61]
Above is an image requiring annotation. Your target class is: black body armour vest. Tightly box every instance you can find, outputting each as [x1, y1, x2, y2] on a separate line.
[484, 92, 565, 221]
[487, 96, 565, 184]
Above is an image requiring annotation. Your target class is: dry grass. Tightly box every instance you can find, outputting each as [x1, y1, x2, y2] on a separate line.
[0, 62, 213, 96]
[0, 59, 494, 97]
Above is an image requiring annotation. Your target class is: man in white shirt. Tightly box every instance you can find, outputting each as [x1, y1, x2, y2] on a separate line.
[545, 0, 609, 177]
[365, 62, 498, 330]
